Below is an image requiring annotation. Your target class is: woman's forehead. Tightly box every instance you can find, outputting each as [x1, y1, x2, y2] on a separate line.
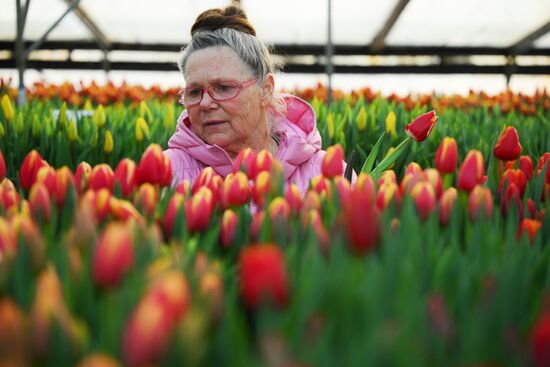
[184, 46, 251, 84]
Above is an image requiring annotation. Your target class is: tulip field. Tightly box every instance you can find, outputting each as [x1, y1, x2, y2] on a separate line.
[0, 79, 550, 367]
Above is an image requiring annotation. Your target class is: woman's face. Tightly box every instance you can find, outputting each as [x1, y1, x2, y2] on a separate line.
[183, 46, 273, 157]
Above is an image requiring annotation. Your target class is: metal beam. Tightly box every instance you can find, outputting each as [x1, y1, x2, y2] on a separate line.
[61, 0, 111, 51]
[3, 41, 549, 56]
[509, 19, 550, 55]
[370, 0, 410, 53]
[1, 59, 548, 75]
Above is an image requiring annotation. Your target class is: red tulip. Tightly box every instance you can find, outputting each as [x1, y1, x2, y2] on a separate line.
[493, 126, 522, 161]
[110, 199, 144, 225]
[146, 270, 191, 323]
[55, 166, 75, 209]
[435, 137, 458, 174]
[249, 210, 264, 242]
[405, 110, 438, 142]
[136, 144, 167, 186]
[424, 168, 443, 198]
[253, 149, 275, 179]
[376, 181, 401, 212]
[501, 183, 523, 219]
[191, 167, 223, 197]
[426, 293, 454, 341]
[517, 218, 541, 243]
[301, 190, 322, 214]
[356, 173, 376, 200]
[438, 187, 457, 226]
[468, 185, 493, 221]
[81, 188, 112, 222]
[284, 183, 302, 216]
[88, 164, 115, 192]
[239, 244, 289, 309]
[531, 309, 550, 367]
[232, 147, 256, 178]
[345, 189, 381, 254]
[35, 166, 57, 196]
[411, 181, 436, 221]
[74, 161, 92, 195]
[457, 150, 486, 192]
[115, 159, 139, 197]
[499, 169, 527, 198]
[400, 171, 426, 195]
[321, 144, 344, 179]
[333, 176, 352, 209]
[219, 209, 238, 248]
[405, 162, 423, 176]
[0, 179, 20, 212]
[161, 154, 172, 187]
[133, 183, 158, 218]
[302, 209, 330, 254]
[174, 180, 190, 196]
[163, 193, 185, 238]
[519, 155, 534, 180]
[29, 183, 51, 222]
[377, 170, 397, 188]
[19, 150, 47, 191]
[536, 153, 550, 185]
[185, 187, 214, 233]
[220, 172, 250, 209]
[0, 150, 5, 181]
[92, 222, 134, 288]
[310, 175, 331, 198]
[268, 197, 291, 224]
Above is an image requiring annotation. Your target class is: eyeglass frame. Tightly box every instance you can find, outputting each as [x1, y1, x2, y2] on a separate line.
[178, 78, 258, 107]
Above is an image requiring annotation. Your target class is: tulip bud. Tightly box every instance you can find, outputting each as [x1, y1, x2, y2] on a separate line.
[220, 172, 250, 209]
[239, 244, 289, 309]
[55, 166, 75, 209]
[385, 110, 396, 136]
[163, 193, 185, 238]
[74, 161, 92, 195]
[0, 179, 20, 212]
[499, 168, 527, 198]
[468, 185, 493, 221]
[1, 95, 14, 121]
[115, 158, 139, 197]
[219, 209, 238, 248]
[232, 147, 256, 178]
[134, 183, 158, 218]
[434, 137, 458, 174]
[29, 183, 51, 222]
[517, 218, 541, 243]
[377, 170, 397, 188]
[326, 112, 335, 139]
[410, 181, 437, 221]
[501, 183, 523, 219]
[185, 187, 214, 233]
[110, 198, 144, 225]
[93, 105, 106, 128]
[457, 150, 486, 192]
[356, 106, 367, 132]
[175, 180, 190, 196]
[400, 171, 426, 195]
[405, 162, 423, 176]
[310, 175, 331, 198]
[88, 164, 115, 192]
[92, 222, 134, 288]
[252, 171, 271, 208]
[345, 190, 381, 254]
[147, 270, 191, 324]
[137, 144, 166, 186]
[321, 144, 344, 179]
[19, 150, 47, 191]
[104, 130, 114, 154]
[253, 149, 275, 178]
[284, 184, 302, 216]
[376, 181, 401, 212]
[493, 126, 522, 161]
[81, 188, 112, 223]
[424, 168, 443, 198]
[35, 166, 57, 195]
[405, 110, 438, 142]
[302, 190, 322, 214]
[333, 176, 352, 209]
[519, 155, 534, 181]
[192, 167, 223, 196]
[67, 118, 78, 141]
[161, 154, 172, 187]
[135, 117, 149, 142]
[268, 197, 291, 224]
[438, 187, 457, 226]
[0, 150, 5, 181]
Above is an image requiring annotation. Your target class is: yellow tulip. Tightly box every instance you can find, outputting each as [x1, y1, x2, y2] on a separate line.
[104, 130, 113, 154]
[93, 105, 106, 128]
[327, 112, 334, 139]
[136, 117, 149, 142]
[83, 99, 93, 110]
[356, 106, 367, 132]
[58, 102, 68, 128]
[140, 101, 153, 122]
[68, 118, 78, 141]
[163, 102, 175, 130]
[1, 95, 14, 121]
[385, 111, 396, 137]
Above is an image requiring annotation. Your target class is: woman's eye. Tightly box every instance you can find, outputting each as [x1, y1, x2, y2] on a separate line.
[214, 84, 235, 94]
[187, 89, 201, 98]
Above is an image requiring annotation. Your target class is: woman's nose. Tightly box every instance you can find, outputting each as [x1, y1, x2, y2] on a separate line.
[199, 89, 217, 109]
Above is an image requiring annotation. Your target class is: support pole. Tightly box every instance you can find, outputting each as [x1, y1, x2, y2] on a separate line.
[325, 0, 333, 106]
[15, 0, 29, 106]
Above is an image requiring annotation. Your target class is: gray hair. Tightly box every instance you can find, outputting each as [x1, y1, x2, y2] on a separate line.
[178, 28, 287, 125]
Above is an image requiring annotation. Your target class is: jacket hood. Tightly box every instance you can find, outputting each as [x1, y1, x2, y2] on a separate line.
[167, 93, 321, 179]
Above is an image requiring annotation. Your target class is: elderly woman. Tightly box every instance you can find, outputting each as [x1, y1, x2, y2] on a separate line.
[164, 5, 350, 193]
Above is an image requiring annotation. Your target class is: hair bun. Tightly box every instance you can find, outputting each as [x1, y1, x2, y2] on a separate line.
[191, 5, 256, 37]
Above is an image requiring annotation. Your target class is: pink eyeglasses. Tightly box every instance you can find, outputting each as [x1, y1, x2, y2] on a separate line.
[179, 78, 258, 106]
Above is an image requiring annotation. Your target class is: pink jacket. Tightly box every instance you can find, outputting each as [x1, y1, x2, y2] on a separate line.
[164, 94, 349, 194]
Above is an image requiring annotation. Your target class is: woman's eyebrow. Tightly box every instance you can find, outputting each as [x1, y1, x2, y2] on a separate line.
[185, 78, 234, 87]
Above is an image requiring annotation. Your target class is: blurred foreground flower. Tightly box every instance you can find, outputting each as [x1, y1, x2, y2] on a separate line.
[493, 126, 522, 161]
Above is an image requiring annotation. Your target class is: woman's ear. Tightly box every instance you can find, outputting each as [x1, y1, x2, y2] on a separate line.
[260, 73, 275, 107]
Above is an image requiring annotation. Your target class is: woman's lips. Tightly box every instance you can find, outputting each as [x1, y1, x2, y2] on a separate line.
[204, 120, 226, 126]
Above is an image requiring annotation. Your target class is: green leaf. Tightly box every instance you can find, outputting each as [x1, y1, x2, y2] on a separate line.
[370, 136, 413, 181]
[360, 132, 386, 174]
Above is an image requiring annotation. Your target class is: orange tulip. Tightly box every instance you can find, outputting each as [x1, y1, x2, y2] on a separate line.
[92, 223, 134, 288]
[185, 187, 214, 233]
[468, 185, 493, 221]
[220, 172, 250, 209]
[19, 150, 47, 191]
[239, 244, 289, 309]
[301, 190, 322, 214]
[457, 150, 486, 192]
[517, 218, 541, 243]
[29, 183, 51, 222]
[438, 187, 457, 227]
[219, 209, 238, 248]
[115, 158, 139, 197]
[321, 144, 344, 179]
[0, 150, 5, 181]
[284, 183, 302, 216]
[404, 110, 438, 142]
[161, 154, 172, 187]
[411, 181, 437, 221]
[163, 193, 185, 238]
[493, 126, 522, 161]
[74, 161, 92, 195]
[88, 164, 115, 192]
[434, 137, 458, 174]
